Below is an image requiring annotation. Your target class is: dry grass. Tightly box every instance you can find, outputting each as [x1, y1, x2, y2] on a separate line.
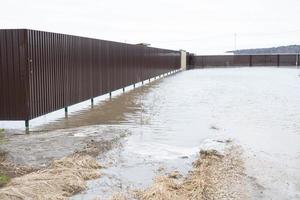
[0, 151, 35, 179]
[0, 154, 101, 200]
[113, 147, 249, 200]
[0, 132, 124, 198]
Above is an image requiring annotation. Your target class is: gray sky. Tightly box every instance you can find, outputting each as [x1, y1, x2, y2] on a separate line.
[1, 0, 300, 54]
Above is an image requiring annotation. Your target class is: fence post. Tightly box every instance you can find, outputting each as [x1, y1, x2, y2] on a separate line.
[180, 50, 187, 70]
[25, 120, 29, 129]
[277, 54, 280, 67]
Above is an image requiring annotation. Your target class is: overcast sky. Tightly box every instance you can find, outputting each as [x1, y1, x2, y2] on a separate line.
[1, 0, 300, 54]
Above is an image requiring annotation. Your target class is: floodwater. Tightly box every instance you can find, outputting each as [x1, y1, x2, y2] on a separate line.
[72, 67, 300, 200]
[1, 67, 300, 199]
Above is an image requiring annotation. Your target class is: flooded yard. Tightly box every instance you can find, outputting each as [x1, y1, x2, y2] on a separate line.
[1, 67, 300, 199]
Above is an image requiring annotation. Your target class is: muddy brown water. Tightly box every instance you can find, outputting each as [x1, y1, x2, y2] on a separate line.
[1, 68, 300, 199]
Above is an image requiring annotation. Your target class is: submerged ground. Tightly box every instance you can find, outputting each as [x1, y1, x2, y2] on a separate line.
[0, 67, 300, 199]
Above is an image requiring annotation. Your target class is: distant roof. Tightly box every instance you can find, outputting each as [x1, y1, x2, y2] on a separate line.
[136, 43, 151, 47]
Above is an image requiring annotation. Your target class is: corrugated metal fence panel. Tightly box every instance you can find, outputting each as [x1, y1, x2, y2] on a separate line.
[189, 55, 299, 69]
[0, 29, 180, 120]
[233, 55, 251, 66]
[0, 29, 28, 120]
[251, 55, 278, 66]
[194, 55, 251, 67]
[279, 54, 297, 66]
[204, 56, 233, 67]
[25, 30, 180, 120]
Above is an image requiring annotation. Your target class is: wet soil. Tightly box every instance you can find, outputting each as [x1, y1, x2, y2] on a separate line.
[0, 126, 129, 168]
[0, 128, 127, 199]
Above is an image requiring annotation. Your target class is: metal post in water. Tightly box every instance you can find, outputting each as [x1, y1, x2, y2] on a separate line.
[65, 107, 68, 118]
[109, 92, 112, 99]
[133, 84, 135, 88]
[25, 120, 29, 129]
[123, 87, 125, 93]
[91, 98, 94, 107]
[142, 81, 144, 85]
[297, 54, 300, 76]
[149, 78, 151, 82]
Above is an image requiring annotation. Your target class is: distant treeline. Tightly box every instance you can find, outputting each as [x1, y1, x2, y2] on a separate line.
[228, 45, 300, 55]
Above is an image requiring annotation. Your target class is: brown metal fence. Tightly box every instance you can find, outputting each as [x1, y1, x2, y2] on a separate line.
[0, 29, 181, 121]
[188, 54, 299, 69]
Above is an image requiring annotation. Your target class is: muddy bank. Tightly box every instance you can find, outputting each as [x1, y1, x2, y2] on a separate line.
[111, 144, 260, 200]
[0, 125, 129, 168]
[0, 154, 101, 200]
[0, 151, 35, 179]
[0, 126, 128, 199]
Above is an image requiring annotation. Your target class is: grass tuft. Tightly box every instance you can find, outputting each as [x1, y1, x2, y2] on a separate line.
[0, 174, 10, 187]
[0, 129, 7, 144]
